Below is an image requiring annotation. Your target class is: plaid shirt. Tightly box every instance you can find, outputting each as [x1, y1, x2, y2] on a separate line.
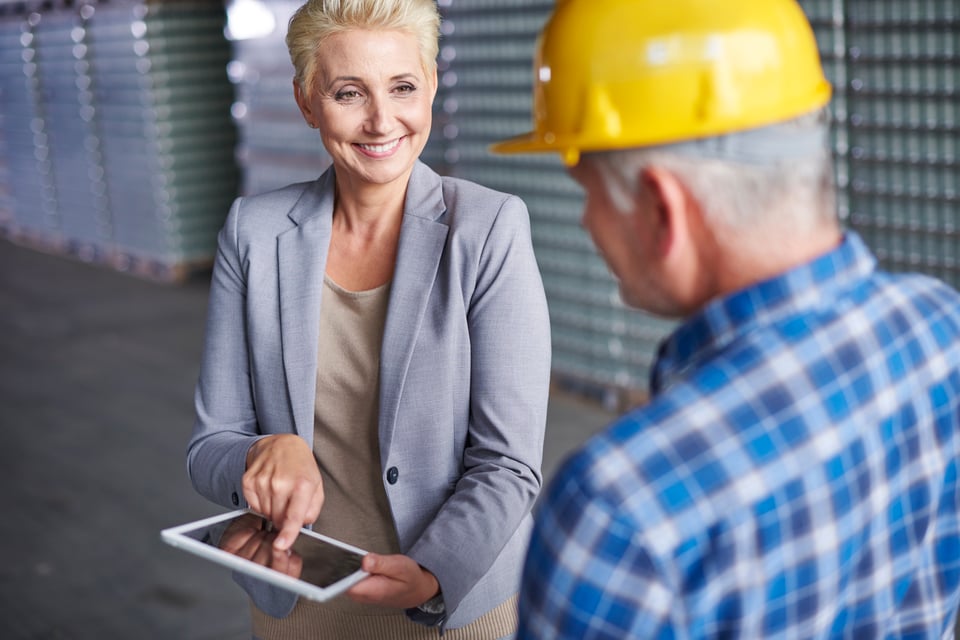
[519, 233, 960, 639]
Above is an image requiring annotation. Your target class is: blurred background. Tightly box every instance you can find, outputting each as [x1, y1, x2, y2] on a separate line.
[0, 0, 957, 637]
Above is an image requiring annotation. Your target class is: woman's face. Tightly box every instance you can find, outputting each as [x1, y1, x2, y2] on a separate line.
[295, 29, 437, 191]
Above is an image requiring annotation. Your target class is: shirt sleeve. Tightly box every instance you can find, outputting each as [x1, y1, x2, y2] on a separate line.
[517, 465, 679, 640]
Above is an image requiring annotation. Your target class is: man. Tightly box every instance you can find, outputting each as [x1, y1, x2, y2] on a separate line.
[493, 0, 960, 637]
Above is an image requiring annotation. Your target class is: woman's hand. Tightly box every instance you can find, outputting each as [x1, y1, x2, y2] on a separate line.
[347, 553, 440, 610]
[242, 434, 324, 551]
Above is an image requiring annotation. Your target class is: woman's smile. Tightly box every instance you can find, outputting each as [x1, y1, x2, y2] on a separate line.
[355, 136, 405, 157]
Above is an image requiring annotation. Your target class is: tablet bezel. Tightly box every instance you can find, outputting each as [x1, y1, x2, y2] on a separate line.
[161, 508, 369, 602]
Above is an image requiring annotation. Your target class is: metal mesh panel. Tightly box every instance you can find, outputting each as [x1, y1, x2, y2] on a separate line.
[842, 0, 959, 286]
[797, 0, 852, 220]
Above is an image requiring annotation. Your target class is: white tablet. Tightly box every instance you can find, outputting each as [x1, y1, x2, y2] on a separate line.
[161, 509, 369, 602]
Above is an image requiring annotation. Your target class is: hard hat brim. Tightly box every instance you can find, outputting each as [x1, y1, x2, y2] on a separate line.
[490, 132, 582, 166]
[490, 132, 551, 154]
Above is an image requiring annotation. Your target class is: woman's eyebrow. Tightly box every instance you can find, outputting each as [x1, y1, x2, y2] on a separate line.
[328, 73, 419, 84]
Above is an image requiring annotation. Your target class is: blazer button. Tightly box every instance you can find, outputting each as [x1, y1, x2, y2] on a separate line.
[386, 467, 399, 485]
[231, 492, 240, 506]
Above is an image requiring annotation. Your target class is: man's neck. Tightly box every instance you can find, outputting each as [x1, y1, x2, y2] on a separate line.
[713, 225, 844, 300]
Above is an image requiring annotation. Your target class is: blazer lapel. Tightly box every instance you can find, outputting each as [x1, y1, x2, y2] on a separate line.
[379, 162, 449, 455]
[278, 170, 335, 439]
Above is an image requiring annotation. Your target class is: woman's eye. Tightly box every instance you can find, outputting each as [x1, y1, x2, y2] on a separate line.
[394, 84, 416, 94]
[334, 89, 361, 101]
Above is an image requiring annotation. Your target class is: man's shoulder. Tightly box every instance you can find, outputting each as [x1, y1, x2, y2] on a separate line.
[867, 268, 960, 310]
[849, 269, 960, 352]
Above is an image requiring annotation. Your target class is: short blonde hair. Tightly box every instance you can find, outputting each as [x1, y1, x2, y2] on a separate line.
[286, 0, 440, 92]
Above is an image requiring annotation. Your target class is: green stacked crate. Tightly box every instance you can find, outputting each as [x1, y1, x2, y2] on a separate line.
[33, 3, 110, 252]
[88, 0, 238, 274]
[0, 7, 58, 239]
[0, 0, 239, 281]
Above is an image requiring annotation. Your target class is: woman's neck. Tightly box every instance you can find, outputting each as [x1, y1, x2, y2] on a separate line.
[326, 174, 406, 290]
[332, 168, 410, 234]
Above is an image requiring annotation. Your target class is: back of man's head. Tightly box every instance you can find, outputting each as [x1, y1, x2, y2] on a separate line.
[494, 0, 840, 262]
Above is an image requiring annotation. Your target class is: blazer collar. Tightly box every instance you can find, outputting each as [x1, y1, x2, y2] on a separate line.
[402, 160, 447, 222]
[286, 160, 445, 226]
[278, 161, 450, 447]
[379, 162, 450, 457]
[278, 171, 335, 439]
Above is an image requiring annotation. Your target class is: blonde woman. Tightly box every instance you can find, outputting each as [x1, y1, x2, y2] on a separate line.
[187, 0, 551, 638]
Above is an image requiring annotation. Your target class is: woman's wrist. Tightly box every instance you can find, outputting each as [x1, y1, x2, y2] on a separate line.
[418, 567, 443, 611]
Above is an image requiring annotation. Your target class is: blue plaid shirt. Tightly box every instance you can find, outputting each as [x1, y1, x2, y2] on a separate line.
[519, 233, 960, 639]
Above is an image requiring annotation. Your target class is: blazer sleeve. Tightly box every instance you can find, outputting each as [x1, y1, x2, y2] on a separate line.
[406, 194, 552, 620]
[186, 197, 268, 509]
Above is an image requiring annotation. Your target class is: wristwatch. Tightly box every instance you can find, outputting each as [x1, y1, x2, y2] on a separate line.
[417, 592, 446, 615]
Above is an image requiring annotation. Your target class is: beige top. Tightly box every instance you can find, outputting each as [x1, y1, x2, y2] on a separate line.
[252, 276, 517, 639]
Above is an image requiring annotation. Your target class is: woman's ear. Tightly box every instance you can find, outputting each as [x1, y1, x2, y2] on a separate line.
[428, 66, 439, 100]
[293, 79, 314, 125]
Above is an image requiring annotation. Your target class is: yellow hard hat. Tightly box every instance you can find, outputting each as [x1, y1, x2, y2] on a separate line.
[491, 0, 832, 166]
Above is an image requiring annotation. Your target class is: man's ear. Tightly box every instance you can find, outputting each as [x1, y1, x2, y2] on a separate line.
[639, 166, 713, 311]
[639, 166, 694, 260]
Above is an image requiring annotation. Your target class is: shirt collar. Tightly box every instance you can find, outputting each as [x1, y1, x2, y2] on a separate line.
[650, 231, 877, 394]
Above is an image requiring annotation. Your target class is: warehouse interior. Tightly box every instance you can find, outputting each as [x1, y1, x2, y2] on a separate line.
[1, 0, 957, 637]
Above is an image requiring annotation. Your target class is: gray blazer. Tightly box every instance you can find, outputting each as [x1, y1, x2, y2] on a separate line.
[187, 161, 552, 630]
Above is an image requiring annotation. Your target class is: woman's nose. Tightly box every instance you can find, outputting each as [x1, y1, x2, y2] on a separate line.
[364, 95, 392, 133]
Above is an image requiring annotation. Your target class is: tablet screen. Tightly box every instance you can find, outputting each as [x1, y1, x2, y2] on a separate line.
[180, 511, 365, 589]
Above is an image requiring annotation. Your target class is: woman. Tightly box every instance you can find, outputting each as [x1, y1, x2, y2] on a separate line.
[186, 0, 551, 637]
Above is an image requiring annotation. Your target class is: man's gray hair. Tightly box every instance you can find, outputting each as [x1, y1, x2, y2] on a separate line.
[590, 109, 838, 234]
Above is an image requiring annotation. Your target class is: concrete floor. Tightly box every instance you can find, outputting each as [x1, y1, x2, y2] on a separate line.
[0, 238, 614, 639]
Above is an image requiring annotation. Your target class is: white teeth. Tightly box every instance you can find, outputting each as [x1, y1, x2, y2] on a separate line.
[358, 138, 401, 153]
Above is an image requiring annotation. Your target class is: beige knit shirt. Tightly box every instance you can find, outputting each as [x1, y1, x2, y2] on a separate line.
[252, 276, 517, 639]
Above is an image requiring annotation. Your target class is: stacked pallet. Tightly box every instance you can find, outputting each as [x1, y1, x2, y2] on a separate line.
[0, 0, 238, 282]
